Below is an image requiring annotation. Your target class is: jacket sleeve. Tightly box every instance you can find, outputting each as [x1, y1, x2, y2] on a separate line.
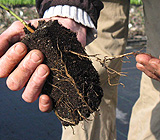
[36, 0, 103, 28]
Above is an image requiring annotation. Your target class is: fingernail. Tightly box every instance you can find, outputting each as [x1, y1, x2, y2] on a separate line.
[14, 44, 25, 54]
[31, 52, 41, 63]
[37, 66, 47, 77]
[41, 97, 49, 105]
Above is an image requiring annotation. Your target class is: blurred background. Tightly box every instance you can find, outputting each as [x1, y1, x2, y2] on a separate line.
[0, 0, 146, 140]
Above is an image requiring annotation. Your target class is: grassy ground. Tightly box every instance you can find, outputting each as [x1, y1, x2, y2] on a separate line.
[0, 0, 142, 5]
[131, 0, 142, 5]
[0, 0, 35, 5]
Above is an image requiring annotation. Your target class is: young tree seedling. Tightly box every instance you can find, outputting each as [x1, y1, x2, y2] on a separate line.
[0, 3, 35, 33]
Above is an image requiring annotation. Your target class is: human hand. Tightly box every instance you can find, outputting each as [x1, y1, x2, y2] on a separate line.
[136, 53, 160, 81]
[0, 17, 86, 112]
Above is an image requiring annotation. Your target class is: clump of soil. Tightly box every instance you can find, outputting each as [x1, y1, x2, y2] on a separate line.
[22, 20, 103, 126]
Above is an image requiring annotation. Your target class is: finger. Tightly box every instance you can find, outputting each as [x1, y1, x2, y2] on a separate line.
[76, 26, 86, 47]
[143, 69, 160, 81]
[0, 42, 27, 78]
[137, 63, 160, 81]
[6, 50, 44, 91]
[149, 58, 160, 75]
[136, 53, 155, 73]
[136, 63, 145, 71]
[136, 53, 153, 66]
[0, 18, 43, 57]
[0, 21, 25, 56]
[39, 94, 53, 112]
[22, 66, 50, 103]
[22, 64, 50, 103]
[137, 57, 160, 77]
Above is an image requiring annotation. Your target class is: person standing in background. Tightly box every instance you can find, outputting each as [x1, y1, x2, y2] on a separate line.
[61, 0, 130, 139]
[128, 0, 160, 139]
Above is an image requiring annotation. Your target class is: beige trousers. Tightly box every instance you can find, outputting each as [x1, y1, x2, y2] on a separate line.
[128, 0, 160, 139]
[61, 1, 129, 140]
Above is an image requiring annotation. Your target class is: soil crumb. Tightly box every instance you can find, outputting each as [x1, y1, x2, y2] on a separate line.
[22, 20, 103, 126]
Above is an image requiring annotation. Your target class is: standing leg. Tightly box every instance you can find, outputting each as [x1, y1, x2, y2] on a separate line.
[61, 0, 130, 140]
[128, 0, 160, 139]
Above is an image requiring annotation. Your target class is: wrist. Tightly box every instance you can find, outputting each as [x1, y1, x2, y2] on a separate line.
[43, 5, 97, 45]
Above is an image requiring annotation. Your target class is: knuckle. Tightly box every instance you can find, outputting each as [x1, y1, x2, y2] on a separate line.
[29, 50, 44, 64]
[30, 79, 41, 90]
[12, 20, 21, 25]
[11, 21, 23, 28]
[36, 64, 50, 78]
[5, 53, 19, 64]
[20, 61, 33, 75]
[4, 43, 27, 64]
[14, 42, 27, 55]
[21, 53, 42, 74]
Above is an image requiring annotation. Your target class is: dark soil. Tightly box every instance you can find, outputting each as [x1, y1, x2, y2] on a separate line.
[22, 20, 103, 126]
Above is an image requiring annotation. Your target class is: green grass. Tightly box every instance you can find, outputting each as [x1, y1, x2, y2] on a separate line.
[0, 0, 35, 5]
[131, 0, 142, 5]
[0, 0, 142, 6]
